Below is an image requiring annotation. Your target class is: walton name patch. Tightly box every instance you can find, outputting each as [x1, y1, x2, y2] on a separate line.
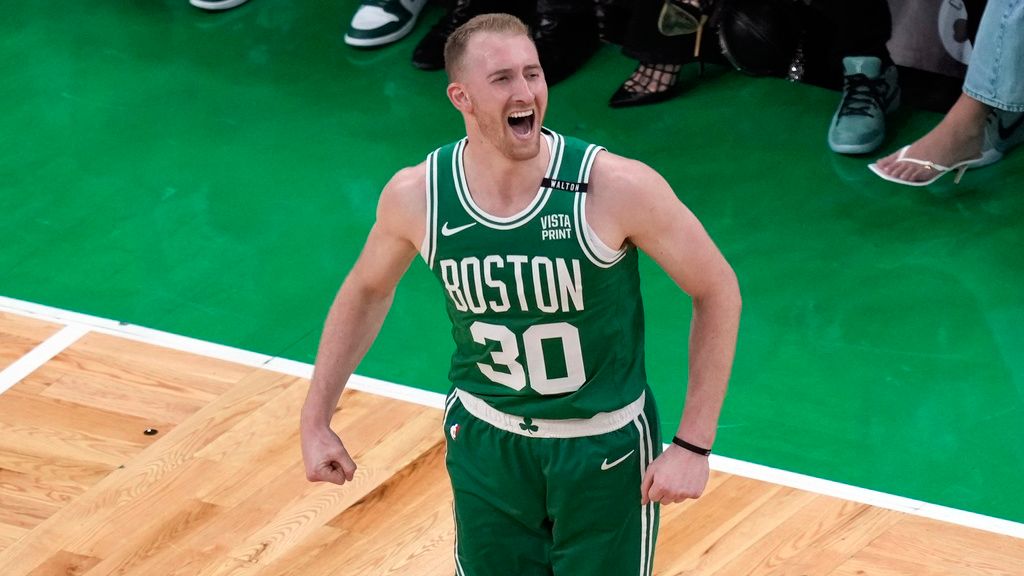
[541, 177, 587, 193]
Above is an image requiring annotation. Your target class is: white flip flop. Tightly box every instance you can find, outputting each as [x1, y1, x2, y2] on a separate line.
[868, 145, 1003, 187]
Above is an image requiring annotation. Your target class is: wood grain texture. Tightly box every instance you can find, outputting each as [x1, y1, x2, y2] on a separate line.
[36, 332, 250, 422]
[25, 550, 100, 576]
[0, 521, 27, 551]
[0, 330, 264, 561]
[0, 313, 62, 372]
[830, 516, 1024, 576]
[1, 318, 1021, 575]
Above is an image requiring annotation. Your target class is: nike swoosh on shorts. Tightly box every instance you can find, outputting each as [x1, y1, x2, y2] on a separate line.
[601, 450, 636, 471]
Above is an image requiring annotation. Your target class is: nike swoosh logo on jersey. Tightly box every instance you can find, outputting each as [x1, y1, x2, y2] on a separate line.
[998, 112, 1024, 141]
[601, 450, 636, 471]
[441, 221, 477, 237]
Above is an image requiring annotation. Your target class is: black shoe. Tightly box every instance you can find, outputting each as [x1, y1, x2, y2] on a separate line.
[412, 0, 489, 70]
[533, 11, 599, 86]
[594, 0, 630, 44]
[609, 62, 682, 108]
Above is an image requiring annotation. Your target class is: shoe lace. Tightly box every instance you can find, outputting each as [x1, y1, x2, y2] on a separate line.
[838, 74, 888, 118]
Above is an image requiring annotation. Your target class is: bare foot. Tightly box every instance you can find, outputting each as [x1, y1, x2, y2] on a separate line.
[875, 93, 989, 183]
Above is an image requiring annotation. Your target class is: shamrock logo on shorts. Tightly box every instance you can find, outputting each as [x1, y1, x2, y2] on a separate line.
[519, 417, 539, 434]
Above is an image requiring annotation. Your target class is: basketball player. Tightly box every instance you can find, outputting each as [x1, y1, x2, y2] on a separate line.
[300, 13, 741, 576]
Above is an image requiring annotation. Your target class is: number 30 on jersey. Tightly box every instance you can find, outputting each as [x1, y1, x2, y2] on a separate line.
[470, 320, 586, 395]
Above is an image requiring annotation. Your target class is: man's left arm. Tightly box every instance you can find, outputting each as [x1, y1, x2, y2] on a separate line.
[588, 153, 742, 505]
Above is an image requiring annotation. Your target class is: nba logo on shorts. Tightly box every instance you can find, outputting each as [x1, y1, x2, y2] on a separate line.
[449, 423, 460, 440]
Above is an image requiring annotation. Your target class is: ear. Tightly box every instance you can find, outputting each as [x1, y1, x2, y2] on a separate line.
[447, 82, 472, 113]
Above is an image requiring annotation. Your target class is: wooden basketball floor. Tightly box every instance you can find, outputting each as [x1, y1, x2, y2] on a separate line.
[1, 309, 1022, 576]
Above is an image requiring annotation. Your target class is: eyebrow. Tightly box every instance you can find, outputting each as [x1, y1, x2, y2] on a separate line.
[487, 65, 542, 79]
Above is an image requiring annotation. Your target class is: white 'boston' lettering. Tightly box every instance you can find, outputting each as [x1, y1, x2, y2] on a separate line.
[532, 257, 559, 313]
[507, 255, 530, 312]
[556, 258, 583, 312]
[440, 259, 468, 312]
[483, 255, 511, 312]
[441, 256, 584, 314]
[460, 257, 487, 314]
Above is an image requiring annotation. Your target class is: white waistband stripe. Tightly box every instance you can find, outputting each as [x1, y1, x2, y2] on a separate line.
[455, 389, 645, 438]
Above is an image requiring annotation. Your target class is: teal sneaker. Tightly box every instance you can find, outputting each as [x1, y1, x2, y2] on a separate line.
[986, 108, 1024, 154]
[345, 0, 428, 48]
[828, 56, 900, 155]
[969, 108, 1024, 170]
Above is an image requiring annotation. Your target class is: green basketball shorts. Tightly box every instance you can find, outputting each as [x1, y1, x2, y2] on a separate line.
[442, 388, 662, 576]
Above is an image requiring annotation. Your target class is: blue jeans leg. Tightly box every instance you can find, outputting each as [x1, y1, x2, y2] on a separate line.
[963, 0, 1024, 112]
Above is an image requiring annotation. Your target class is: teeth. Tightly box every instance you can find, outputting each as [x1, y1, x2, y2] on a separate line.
[508, 110, 534, 119]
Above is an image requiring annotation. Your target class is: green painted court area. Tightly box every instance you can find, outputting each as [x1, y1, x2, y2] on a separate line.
[3, 1, 1023, 524]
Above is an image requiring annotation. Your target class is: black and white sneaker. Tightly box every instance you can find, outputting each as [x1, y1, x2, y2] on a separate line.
[345, 0, 428, 48]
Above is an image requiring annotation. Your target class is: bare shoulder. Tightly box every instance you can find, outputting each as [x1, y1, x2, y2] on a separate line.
[586, 150, 681, 248]
[588, 151, 734, 299]
[589, 150, 674, 204]
[377, 162, 427, 248]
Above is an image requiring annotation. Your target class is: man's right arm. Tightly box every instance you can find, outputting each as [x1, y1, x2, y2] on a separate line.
[300, 163, 426, 485]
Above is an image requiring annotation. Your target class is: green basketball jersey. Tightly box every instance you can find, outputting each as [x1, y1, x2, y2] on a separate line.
[421, 128, 647, 419]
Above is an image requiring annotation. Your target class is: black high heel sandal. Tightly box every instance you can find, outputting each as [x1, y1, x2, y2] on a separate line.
[609, 62, 684, 108]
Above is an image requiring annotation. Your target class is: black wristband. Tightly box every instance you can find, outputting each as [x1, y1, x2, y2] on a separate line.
[672, 436, 711, 457]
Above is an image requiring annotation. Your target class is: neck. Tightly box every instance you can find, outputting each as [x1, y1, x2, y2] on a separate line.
[462, 129, 549, 215]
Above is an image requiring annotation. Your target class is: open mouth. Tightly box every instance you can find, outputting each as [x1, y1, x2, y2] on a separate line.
[507, 110, 535, 138]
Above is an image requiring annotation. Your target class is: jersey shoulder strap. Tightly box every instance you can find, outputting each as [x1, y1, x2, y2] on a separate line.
[420, 140, 459, 268]
[547, 132, 604, 192]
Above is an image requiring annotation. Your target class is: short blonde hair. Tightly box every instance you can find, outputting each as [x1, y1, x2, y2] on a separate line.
[444, 13, 531, 80]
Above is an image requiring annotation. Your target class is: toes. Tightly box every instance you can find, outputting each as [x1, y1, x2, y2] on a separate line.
[876, 153, 898, 170]
[890, 163, 915, 181]
[893, 164, 930, 183]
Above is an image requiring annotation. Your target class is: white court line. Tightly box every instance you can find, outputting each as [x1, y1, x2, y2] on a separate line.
[0, 296, 275, 369]
[0, 324, 89, 395]
[265, 357, 446, 409]
[710, 455, 1024, 540]
[0, 295, 1021, 539]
